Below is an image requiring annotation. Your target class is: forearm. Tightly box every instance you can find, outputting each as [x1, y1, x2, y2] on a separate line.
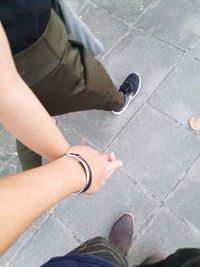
[0, 22, 70, 160]
[0, 76, 70, 160]
[0, 157, 85, 255]
[0, 145, 122, 255]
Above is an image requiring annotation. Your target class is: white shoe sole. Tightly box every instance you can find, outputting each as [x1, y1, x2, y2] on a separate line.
[112, 73, 141, 116]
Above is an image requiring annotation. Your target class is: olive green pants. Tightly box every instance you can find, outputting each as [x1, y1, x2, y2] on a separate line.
[14, 10, 124, 170]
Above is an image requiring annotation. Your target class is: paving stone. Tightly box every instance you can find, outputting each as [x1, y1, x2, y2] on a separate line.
[128, 207, 200, 266]
[190, 38, 200, 60]
[0, 153, 21, 178]
[80, 2, 129, 51]
[0, 213, 50, 266]
[58, 98, 143, 151]
[76, 0, 87, 12]
[0, 127, 16, 154]
[136, 0, 200, 51]
[0, 225, 38, 267]
[103, 29, 180, 100]
[56, 115, 91, 146]
[65, 0, 87, 13]
[92, 0, 153, 24]
[166, 157, 200, 231]
[149, 56, 200, 128]
[11, 216, 79, 267]
[0, 127, 21, 177]
[55, 171, 158, 242]
[109, 105, 200, 199]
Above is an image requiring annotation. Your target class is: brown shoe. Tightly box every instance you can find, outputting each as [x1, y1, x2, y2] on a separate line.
[109, 212, 135, 256]
[140, 254, 165, 266]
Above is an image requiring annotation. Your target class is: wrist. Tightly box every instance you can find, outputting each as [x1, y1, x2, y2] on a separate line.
[63, 153, 92, 195]
[59, 156, 86, 195]
[47, 144, 71, 161]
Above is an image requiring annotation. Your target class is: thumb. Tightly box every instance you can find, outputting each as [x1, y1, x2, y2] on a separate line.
[107, 160, 123, 172]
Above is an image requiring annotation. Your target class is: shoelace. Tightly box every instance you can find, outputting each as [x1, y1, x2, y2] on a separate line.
[119, 80, 135, 95]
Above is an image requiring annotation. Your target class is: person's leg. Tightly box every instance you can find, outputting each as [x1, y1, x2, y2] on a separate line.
[16, 140, 42, 171]
[68, 213, 135, 267]
[68, 236, 128, 267]
[30, 36, 125, 115]
[14, 10, 140, 169]
[15, 11, 140, 116]
[16, 117, 57, 171]
[42, 213, 134, 266]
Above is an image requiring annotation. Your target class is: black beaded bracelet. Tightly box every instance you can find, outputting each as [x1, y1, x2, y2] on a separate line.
[63, 153, 92, 195]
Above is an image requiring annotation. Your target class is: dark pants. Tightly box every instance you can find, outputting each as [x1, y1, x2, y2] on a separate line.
[139, 248, 200, 267]
[69, 237, 128, 267]
[14, 9, 124, 170]
[43, 237, 200, 267]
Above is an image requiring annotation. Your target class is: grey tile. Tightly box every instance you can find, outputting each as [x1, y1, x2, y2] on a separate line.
[92, 0, 153, 24]
[0, 213, 50, 266]
[65, 0, 87, 13]
[109, 105, 200, 199]
[11, 217, 79, 267]
[190, 38, 200, 60]
[149, 56, 200, 127]
[0, 153, 21, 178]
[56, 115, 91, 146]
[0, 226, 37, 266]
[136, 0, 200, 51]
[0, 130, 20, 177]
[128, 207, 200, 266]
[0, 127, 16, 154]
[0, 127, 21, 177]
[57, 97, 144, 151]
[77, 0, 87, 12]
[166, 157, 200, 231]
[55, 171, 158, 242]
[80, 3, 129, 51]
[103, 29, 180, 100]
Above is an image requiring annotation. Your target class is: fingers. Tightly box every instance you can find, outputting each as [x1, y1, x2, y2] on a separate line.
[103, 159, 123, 182]
[107, 160, 123, 171]
[109, 152, 116, 162]
[104, 153, 123, 179]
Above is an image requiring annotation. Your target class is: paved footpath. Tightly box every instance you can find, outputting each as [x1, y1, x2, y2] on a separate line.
[1, 0, 200, 266]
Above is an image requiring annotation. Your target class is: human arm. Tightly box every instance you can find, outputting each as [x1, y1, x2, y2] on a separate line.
[0, 145, 122, 255]
[0, 22, 70, 161]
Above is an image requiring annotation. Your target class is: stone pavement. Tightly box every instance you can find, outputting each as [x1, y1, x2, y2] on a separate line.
[1, 0, 200, 266]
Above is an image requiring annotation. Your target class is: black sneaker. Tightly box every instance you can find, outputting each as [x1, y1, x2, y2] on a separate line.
[112, 73, 141, 115]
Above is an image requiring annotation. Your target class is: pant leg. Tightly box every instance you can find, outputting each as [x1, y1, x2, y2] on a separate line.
[16, 140, 42, 171]
[30, 36, 124, 115]
[14, 10, 124, 116]
[68, 237, 128, 267]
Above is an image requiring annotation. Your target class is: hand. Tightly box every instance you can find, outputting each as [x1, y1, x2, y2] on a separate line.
[67, 145, 123, 194]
